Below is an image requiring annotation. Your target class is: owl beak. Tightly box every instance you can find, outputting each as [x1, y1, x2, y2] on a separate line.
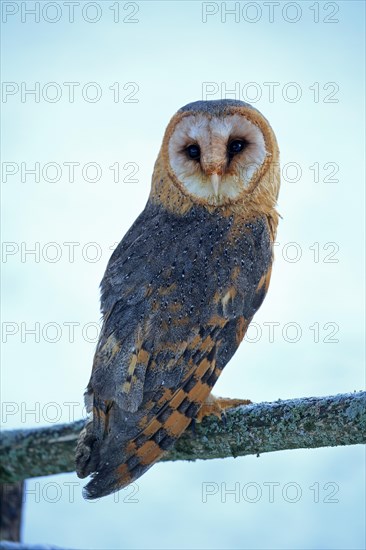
[210, 173, 221, 197]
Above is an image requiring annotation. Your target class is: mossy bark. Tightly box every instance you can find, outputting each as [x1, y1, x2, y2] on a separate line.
[1, 392, 365, 484]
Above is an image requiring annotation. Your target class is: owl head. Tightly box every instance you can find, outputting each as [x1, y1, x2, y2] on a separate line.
[151, 99, 280, 215]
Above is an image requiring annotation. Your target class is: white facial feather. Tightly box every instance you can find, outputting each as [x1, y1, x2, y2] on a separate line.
[168, 113, 267, 205]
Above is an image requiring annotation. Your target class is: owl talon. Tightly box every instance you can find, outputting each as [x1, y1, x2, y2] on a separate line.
[196, 395, 252, 423]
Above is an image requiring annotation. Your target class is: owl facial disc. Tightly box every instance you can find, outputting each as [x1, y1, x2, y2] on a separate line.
[167, 112, 268, 206]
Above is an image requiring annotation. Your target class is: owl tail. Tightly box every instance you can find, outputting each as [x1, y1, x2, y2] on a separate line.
[79, 393, 194, 500]
[78, 355, 218, 499]
[75, 393, 113, 482]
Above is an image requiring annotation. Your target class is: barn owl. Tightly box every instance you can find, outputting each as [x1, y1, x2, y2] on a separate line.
[76, 99, 280, 499]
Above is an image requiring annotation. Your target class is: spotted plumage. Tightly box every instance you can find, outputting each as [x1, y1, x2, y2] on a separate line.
[76, 99, 280, 499]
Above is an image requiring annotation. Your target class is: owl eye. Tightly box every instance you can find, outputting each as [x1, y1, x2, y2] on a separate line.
[186, 144, 201, 160]
[228, 139, 247, 157]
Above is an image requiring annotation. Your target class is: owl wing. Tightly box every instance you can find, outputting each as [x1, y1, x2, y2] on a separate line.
[76, 201, 273, 499]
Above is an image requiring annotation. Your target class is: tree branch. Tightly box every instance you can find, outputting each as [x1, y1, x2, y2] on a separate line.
[1, 392, 365, 484]
[0, 482, 23, 542]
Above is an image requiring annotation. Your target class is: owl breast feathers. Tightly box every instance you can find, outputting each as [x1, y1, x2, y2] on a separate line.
[76, 99, 280, 499]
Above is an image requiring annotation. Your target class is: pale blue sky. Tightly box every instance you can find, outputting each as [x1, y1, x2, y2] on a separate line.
[1, 1, 365, 548]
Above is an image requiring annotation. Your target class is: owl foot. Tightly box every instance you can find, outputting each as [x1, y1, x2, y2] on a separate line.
[196, 394, 252, 423]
